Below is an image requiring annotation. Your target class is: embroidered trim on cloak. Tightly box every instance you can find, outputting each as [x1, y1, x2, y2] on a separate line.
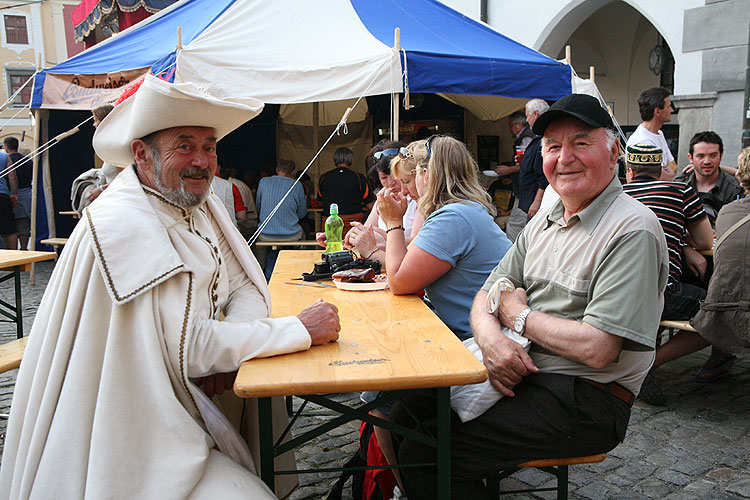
[86, 206, 183, 302]
[179, 273, 199, 413]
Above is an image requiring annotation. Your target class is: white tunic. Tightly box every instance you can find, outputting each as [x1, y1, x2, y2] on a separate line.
[0, 166, 309, 499]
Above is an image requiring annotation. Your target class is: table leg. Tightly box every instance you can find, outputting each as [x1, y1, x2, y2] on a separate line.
[14, 266, 22, 339]
[258, 397, 275, 491]
[436, 387, 451, 499]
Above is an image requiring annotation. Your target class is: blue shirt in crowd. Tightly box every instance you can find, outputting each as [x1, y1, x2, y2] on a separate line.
[0, 152, 10, 196]
[256, 175, 307, 238]
[414, 201, 512, 339]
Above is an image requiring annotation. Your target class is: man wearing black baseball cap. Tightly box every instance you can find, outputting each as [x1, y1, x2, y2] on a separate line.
[391, 94, 670, 499]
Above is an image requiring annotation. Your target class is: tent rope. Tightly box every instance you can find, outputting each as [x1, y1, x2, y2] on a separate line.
[0, 101, 32, 133]
[248, 55, 395, 246]
[0, 116, 93, 181]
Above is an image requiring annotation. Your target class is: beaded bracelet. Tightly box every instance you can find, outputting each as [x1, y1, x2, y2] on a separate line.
[386, 225, 405, 233]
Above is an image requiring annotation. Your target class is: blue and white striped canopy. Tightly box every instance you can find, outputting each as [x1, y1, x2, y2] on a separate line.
[34, 0, 571, 109]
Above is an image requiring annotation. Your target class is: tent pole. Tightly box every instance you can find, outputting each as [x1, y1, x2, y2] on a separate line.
[29, 55, 42, 284]
[313, 102, 320, 192]
[589, 66, 595, 83]
[41, 111, 55, 245]
[393, 28, 400, 141]
[565, 45, 572, 66]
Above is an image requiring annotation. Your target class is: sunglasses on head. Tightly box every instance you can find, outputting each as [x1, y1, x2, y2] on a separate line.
[425, 134, 446, 159]
[397, 147, 413, 159]
[373, 148, 400, 160]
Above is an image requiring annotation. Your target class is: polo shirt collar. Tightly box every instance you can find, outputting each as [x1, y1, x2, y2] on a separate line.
[546, 176, 623, 234]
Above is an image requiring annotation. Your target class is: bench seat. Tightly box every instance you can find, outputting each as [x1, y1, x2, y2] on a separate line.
[0, 337, 28, 373]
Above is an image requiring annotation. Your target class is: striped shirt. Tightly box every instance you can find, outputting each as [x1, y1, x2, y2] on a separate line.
[623, 177, 706, 286]
[256, 175, 307, 238]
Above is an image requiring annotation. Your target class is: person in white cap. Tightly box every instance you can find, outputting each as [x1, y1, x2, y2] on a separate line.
[0, 74, 340, 500]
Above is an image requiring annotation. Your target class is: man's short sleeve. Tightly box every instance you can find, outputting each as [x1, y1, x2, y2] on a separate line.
[583, 230, 667, 347]
[682, 184, 706, 225]
[481, 229, 526, 292]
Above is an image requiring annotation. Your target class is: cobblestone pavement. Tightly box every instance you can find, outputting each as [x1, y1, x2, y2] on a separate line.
[1, 261, 748, 499]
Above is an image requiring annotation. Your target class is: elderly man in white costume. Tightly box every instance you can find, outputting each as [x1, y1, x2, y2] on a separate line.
[0, 75, 340, 500]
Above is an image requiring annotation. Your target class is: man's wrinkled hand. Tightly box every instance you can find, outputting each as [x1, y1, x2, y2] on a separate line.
[479, 333, 537, 397]
[298, 299, 340, 345]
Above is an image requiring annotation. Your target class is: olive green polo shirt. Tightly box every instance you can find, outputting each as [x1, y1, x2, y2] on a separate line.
[483, 177, 669, 394]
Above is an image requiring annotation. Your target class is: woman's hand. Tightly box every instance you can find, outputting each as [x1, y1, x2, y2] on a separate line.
[377, 188, 407, 226]
[346, 222, 378, 257]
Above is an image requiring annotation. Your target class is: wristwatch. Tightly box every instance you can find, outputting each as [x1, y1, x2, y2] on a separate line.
[513, 308, 532, 335]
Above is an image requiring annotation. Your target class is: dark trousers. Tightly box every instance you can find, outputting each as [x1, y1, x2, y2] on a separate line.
[390, 373, 631, 500]
[661, 282, 706, 320]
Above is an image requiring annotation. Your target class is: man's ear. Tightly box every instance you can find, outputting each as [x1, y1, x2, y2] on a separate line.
[131, 139, 150, 170]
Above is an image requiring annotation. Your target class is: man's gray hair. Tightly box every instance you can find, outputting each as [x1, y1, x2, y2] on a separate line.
[526, 99, 549, 115]
[509, 111, 526, 126]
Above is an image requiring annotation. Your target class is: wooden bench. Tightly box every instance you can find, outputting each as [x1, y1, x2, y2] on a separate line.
[489, 453, 607, 499]
[40, 237, 69, 251]
[659, 319, 696, 333]
[254, 240, 320, 251]
[0, 337, 28, 374]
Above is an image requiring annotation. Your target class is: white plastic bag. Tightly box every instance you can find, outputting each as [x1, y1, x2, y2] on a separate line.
[193, 385, 257, 473]
[450, 278, 531, 423]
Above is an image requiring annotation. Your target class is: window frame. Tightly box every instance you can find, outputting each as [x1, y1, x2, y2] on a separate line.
[6, 69, 35, 108]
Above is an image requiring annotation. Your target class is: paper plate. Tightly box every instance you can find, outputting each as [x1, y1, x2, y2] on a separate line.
[482, 170, 499, 177]
[333, 278, 389, 291]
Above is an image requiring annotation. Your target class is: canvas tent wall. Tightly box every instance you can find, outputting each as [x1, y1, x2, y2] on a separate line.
[30, 0, 572, 241]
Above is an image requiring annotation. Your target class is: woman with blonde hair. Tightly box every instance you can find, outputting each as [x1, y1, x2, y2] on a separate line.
[377, 135, 511, 338]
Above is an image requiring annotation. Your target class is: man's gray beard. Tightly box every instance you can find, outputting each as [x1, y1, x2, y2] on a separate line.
[151, 148, 209, 208]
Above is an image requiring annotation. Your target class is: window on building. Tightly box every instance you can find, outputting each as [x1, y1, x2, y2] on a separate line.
[4, 15, 29, 45]
[7, 70, 34, 106]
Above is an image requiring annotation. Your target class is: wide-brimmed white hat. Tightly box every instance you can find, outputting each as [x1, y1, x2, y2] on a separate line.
[93, 74, 264, 167]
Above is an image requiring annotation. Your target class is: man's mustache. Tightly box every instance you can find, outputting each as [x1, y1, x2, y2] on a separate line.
[180, 167, 211, 179]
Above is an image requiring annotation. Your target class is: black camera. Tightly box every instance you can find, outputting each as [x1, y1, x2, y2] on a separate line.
[302, 250, 381, 281]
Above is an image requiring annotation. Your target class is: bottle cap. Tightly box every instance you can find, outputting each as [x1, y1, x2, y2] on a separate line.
[330, 203, 339, 215]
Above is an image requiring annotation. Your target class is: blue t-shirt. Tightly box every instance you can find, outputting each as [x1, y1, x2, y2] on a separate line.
[414, 201, 512, 339]
[0, 152, 9, 196]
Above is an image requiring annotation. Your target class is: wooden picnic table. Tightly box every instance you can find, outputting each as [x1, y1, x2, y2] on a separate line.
[234, 250, 486, 498]
[0, 250, 56, 338]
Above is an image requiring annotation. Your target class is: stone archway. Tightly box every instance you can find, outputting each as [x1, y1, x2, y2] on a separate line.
[534, 0, 677, 127]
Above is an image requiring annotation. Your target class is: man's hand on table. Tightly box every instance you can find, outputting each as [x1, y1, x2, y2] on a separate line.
[298, 299, 341, 344]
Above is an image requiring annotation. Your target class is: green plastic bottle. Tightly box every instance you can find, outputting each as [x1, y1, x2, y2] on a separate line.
[324, 203, 344, 253]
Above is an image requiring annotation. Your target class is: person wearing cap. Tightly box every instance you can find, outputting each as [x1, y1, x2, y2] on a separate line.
[0, 75, 340, 500]
[622, 143, 714, 404]
[389, 94, 669, 499]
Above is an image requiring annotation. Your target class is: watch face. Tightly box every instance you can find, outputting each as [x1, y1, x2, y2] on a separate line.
[513, 317, 523, 333]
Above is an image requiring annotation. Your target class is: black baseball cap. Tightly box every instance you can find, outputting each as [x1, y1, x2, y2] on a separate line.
[532, 94, 615, 136]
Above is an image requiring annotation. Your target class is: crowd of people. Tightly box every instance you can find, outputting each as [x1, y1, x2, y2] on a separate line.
[0, 75, 747, 500]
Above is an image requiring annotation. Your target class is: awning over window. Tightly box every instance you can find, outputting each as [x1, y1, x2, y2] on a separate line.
[72, 0, 178, 43]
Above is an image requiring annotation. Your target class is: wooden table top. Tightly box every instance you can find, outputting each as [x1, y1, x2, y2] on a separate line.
[235, 250, 487, 398]
[0, 250, 57, 270]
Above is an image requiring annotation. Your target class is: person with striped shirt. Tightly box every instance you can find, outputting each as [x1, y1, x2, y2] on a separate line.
[623, 144, 730, 403]
[623, 143, 713, 319]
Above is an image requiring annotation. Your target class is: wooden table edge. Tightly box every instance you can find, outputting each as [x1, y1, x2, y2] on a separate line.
[234, 368, 487, 398]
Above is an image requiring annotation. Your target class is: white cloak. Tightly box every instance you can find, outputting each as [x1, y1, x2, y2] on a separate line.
[0, 166, 310, 499]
